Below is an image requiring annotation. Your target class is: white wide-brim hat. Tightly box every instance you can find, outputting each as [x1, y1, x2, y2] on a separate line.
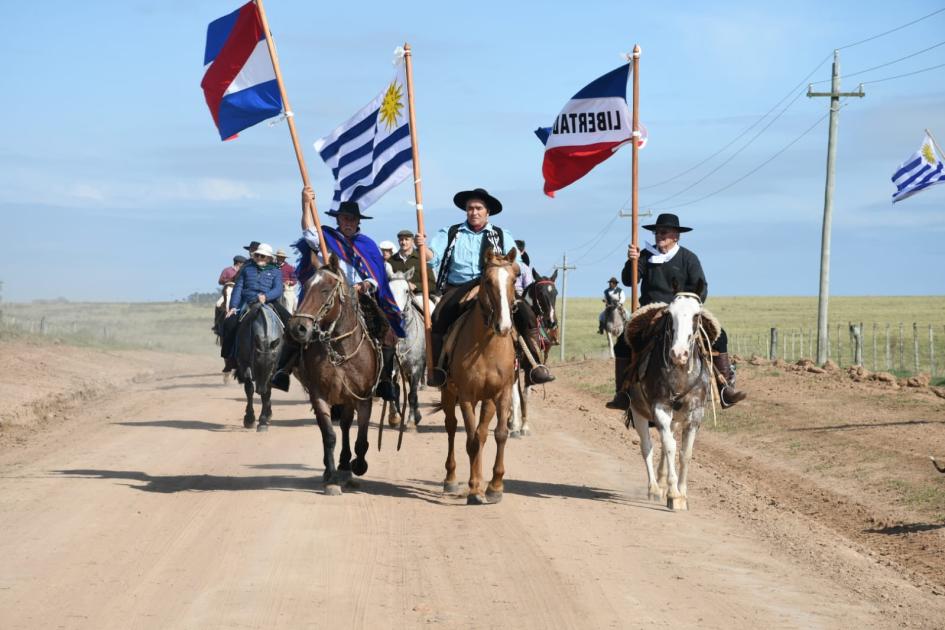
[379, 240, 396, 251]
[253, 243, 275, 259]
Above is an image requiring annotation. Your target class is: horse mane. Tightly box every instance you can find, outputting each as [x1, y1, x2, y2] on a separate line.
[623, 300, 722, 348]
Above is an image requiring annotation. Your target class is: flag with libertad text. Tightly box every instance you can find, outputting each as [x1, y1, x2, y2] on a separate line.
[535, 64, 644, 197]
[891, 132, 945, 203]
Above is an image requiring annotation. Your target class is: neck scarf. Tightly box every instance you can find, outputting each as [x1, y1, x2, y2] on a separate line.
[644, 241, 679, 264]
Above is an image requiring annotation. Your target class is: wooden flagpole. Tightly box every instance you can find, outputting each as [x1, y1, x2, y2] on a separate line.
[630, 44, 641, 312]
[254, 0, 329, 263]
[403, 43, 436, 379]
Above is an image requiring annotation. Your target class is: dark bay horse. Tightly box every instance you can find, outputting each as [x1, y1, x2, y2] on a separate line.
[510, 270, 558, 438]
[288, 255, 379, 496]
[624, 290, 719, 511]
[442, 249, 519, 505]
[235, 302, 283, 431]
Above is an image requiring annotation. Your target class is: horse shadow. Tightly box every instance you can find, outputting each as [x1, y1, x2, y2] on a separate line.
[863, 522, 945, 535]
[788, 419, 945, 432]
[113, 419, 234, 432]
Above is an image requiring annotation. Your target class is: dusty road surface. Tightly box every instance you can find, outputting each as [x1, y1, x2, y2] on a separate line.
[1, 349, 944, 629]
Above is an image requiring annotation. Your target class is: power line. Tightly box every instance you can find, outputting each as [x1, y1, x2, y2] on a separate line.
[861, 61, 945, 84]
[640, 54, 831, 191]
[667, 107, 838, 210]
[811, 39, 945, 84]
[567, 211, 621, 257]
[643, 88, 808, 207]
[837, 6, 945, 50]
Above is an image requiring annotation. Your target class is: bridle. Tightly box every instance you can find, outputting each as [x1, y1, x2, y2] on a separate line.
[478, 263, 514, 333]
[525, 279, 558, 330]
[292, 268, 366, 366]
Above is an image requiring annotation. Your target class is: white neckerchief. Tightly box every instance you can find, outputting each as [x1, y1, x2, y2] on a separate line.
[644, 242, 679, 264]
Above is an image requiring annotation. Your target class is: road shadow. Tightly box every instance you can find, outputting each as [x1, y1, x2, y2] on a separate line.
[864, 522, 945, 535]
[114, 419, 234, 432]
[788, 419, 945, 432]
[503, 478, 634, 505]
[156, 383, 228, 391]
[246, 463, 318, 471]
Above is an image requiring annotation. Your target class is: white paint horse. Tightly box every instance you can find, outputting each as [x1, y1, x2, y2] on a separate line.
[387, 268, 431, 429]
[625, 288, 718, 511]
[280, 282, 298, 315]
[601, 302, 627, 359]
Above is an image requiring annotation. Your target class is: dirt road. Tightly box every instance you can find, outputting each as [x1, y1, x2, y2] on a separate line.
[1, 352, 943, 629]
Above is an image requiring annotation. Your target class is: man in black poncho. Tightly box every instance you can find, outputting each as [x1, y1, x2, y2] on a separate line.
[605, 213, 747, 410]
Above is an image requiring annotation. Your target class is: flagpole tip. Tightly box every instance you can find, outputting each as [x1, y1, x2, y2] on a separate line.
[633, 44, 641, 57]
[404, 42, 411, 53]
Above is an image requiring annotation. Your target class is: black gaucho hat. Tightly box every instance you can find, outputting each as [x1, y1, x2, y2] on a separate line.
[453, 188, 502, 216]
[242, 240, 261, 252]
[642, 213, 692, 233]
[327, 200, 373, 220]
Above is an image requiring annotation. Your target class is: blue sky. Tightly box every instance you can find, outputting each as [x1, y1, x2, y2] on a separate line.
[3, 0, 944, 301]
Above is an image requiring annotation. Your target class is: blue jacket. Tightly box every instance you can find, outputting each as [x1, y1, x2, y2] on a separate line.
[231, 263, 283, 311]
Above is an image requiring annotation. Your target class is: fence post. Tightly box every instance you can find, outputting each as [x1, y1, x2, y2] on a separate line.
[39, 317, 47, 335]
[885, 323, 891, 370]
[929, 324, 936, 378]
[850, 323, 863, 366]
[898, 322, 904, 371]
[836, 323, 842, 366]
[913, 322, 920, 374]
[769, 327, 778, 361]
[872, 322, 877, 371]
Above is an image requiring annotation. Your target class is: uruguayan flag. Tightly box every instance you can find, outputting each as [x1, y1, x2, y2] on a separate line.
[891, 133, 945, 203]
[315, 59, 413, 212]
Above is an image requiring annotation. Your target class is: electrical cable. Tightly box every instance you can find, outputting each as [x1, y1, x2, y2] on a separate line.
[861, 61, 945, 84]
[811, 39, 945, 84]
[837, 6, 945, 50]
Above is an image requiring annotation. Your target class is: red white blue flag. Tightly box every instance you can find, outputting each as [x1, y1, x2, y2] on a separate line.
[201, 2, 282, 141]
[535, 64, 643, 197]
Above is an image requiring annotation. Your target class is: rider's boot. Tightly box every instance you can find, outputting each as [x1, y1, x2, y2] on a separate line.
[713, 352, 747, 408]
[605, 356, 632, 410]
[270, 337, 300, 392]
[426, 333, 448, 388]
[524, 328, 554, 385]
[222, 356, 238, 373]
[375, 346, 397, 402]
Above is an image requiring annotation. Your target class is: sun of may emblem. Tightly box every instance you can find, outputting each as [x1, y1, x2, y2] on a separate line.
[379, 80, 405, 130]
[921, 141, 937, 165]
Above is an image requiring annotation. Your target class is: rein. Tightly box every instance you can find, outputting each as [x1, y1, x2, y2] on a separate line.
[294, 269, 368, 367]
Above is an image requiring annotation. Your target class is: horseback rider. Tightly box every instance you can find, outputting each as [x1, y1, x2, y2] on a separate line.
[605, 213, 747, 410]
[220, 243, 284, 372]
[218, 254, 247, 285]
[275, 248, 297, 287]
[513, 239, 535, 299]
[390, 229, 435, 297]
[415, 187, 554, 388]
[270, 187, 403, 401]
[598, 277, 625, 334]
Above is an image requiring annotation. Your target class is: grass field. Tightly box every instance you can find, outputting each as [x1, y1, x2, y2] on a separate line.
[3, 296, 944, 375]
[554, 296, 945, 375]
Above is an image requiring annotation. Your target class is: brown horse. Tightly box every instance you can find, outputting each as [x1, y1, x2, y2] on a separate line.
[442, 249, 520, 505]
[288, 255, 379, 496]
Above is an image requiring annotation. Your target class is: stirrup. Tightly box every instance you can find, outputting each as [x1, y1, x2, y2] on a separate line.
[427, 367, 448, 388]
[528, 364, 555, 385]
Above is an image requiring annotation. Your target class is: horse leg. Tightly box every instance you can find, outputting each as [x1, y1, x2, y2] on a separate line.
[256, 387, 272, 432]
[336, 406, 354, 484]
[351, 399, 371, 477]
[677, 412, 703, 505]
[443, 390, 460, 494]
[607, 332, 615, 359]
[521, 383, 531, 437]
[653, 403, 685, 511]
[408, 374, 421, 426]
[510, 378, 522, 438]
[312, 398, 341, 495]
[486, 392, 511, 503]
[243, 380, 256, 428]
[631, 398, 661, 501]
[462, 400, 487, 505]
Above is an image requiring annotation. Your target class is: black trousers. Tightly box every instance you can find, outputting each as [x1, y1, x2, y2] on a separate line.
[221, 300, 292, 359]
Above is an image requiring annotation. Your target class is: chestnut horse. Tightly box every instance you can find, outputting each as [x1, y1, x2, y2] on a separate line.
[442, 250, 519, 505]
[288, 255, 379, 496]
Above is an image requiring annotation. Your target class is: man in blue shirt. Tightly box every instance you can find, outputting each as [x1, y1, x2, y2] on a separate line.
[416, 187, 554, 387]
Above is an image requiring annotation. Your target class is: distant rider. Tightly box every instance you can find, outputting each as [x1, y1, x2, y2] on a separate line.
[220, 244, 283, 372]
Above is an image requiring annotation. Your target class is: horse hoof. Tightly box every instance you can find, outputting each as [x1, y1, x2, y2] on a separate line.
[351, 458, 368, 477]
[466, 494, 486, 506]
[243, 415, 255, 429]
[667, 496, 688, 511]
[443, 482, 461, 494]
[648, 491, 662, 502]
[324, 484, 343, 496]
[412, 411, 422, 425]
[256, 423, 268, 433]
[388, 416, 401, 428]
[336, 470, 353, 484]
[510, 430, 521, 439]
[485, 489, 503, 504]
[521, 427, 531, 437]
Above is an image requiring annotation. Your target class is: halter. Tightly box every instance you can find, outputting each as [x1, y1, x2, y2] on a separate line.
[479, 261, 514, 333]
[292, 268, 366, 366]
[525, 279, 558, 330]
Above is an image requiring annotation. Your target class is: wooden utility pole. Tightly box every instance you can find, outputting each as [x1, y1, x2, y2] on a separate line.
[554, 254, 577, 362]
[402, 43, 435, 380]
[254, 0, 329, 262]
[630, 44, 641, 311]
[807, 50, 864, 365]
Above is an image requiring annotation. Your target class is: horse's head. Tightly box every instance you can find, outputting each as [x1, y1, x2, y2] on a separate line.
[388, 268, 414, 313]
[479, 248, 519, 336]
[288, 253, 348, 344]
[526, 269, 559, 335]
[666, 292, 704, 367]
